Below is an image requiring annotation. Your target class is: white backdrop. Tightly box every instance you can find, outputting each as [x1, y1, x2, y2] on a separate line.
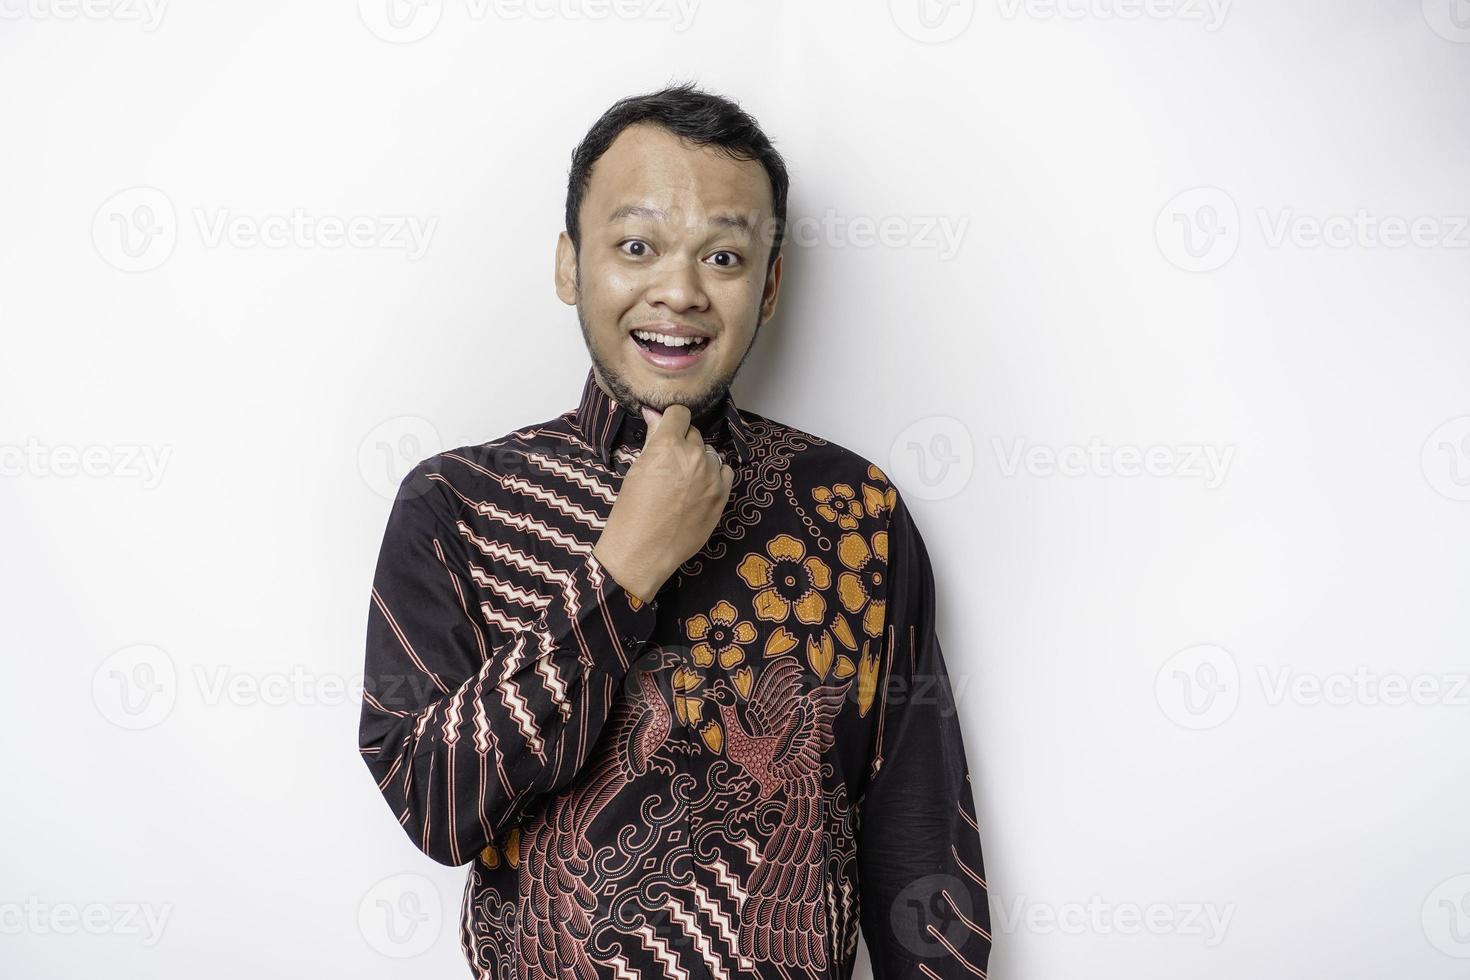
[3, 2, 1469, 978]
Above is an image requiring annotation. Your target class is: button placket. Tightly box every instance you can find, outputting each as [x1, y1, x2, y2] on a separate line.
[650, 592, 701, 977]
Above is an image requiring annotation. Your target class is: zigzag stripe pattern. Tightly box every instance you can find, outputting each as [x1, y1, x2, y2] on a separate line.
[635, 917, 691, 980]
[526, 451, 617, 504]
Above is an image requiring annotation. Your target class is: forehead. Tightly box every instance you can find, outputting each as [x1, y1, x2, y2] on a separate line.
[581, 122, 773, 229]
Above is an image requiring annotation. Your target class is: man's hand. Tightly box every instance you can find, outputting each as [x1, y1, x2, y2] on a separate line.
[592, 403, 735, 603]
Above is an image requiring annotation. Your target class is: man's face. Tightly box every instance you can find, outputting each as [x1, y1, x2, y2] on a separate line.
[555, 122, 782, 418]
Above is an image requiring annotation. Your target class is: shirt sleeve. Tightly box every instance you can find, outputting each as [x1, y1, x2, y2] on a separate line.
[856, 491, 993, 979]
[357, 457, 659, 867]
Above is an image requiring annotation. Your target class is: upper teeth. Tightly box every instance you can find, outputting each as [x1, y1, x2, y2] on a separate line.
[634, 330, 705, 347]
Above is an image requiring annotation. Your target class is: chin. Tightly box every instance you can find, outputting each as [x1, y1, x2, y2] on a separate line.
[640, 379, 720, 411]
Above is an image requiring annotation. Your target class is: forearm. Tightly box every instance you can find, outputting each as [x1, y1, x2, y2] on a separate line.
[360, 530, 658, 865]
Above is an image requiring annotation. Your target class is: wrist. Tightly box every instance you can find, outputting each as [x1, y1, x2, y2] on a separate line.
[593, 537, 664, 604]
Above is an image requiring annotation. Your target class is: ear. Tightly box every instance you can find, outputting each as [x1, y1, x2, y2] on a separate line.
[758, 251, 783, 323]
[555, 231, 579, 306]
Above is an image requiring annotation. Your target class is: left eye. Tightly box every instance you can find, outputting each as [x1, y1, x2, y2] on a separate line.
[708, 251, 740, 268]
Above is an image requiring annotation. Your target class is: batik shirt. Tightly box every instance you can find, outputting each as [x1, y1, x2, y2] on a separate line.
[359, 367, 993, 979]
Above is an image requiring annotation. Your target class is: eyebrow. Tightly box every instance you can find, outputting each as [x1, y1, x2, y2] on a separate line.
[607, 203, 755, 234]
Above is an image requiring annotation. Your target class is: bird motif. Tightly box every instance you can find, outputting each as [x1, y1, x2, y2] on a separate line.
[706, 658, 851, 970]
[517, 646, 680, 980]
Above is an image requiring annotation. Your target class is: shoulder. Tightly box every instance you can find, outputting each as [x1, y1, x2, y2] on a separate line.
[393, 411, 586, 507]
[738, 408, 901, 525]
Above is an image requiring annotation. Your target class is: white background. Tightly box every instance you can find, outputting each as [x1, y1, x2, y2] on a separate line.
[3, 1, 1469, 977]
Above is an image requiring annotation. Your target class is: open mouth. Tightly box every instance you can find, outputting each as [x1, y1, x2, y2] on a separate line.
[630, 328, 711, 369]
[631, 330, 710, 356]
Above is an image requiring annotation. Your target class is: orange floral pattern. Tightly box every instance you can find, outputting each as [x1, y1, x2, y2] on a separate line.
[836, 529, 888, 639]
[736, 533, 831, 626]
[812, 483, 863, 530]
[686, 599, 758, 670]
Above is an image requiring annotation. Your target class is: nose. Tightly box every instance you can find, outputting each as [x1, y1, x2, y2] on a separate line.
[644, 254, 709, 313]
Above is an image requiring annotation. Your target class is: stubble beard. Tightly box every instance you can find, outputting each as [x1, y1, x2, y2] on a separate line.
[574, 275, 763, 419]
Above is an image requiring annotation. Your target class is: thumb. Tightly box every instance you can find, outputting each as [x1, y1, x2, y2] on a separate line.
[640, 405, 663, 441]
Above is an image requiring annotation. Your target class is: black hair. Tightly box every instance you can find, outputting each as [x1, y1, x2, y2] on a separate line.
[565, 81, 789, 281]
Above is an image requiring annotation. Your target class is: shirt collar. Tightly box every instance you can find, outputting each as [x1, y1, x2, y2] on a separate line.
[573, 366, 753, 468]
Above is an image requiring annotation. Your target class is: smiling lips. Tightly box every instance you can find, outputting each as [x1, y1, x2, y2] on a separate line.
[629, 325, 711, 370]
